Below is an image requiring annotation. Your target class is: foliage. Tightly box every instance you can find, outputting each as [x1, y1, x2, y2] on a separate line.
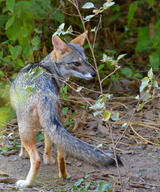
[0, 0, 160, 149]
[136, 68, 159, 111]
[52, 174, 112, 192]
[0, 0, 64, 69]
[0, 82, 15, 129]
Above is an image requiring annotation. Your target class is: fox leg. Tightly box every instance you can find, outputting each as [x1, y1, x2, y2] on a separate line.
[20, 133, 55, 162]
[43, 133, 55, 165]
[16, 120, 41, 188]
[57, 147, 68, 179]
[19, 145, 29, 158]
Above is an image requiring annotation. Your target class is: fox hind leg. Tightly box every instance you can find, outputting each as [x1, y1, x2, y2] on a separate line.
[16, 119, 41, 188]
[43, 133, 55, 165]
[57, 147, 68, 179]
[19, 145, 29, 158]
[20, 133, 55, 163]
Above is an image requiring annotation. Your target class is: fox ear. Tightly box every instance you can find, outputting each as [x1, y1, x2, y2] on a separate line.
[70, 31, 88, 47]
[52, 35, 71, 55]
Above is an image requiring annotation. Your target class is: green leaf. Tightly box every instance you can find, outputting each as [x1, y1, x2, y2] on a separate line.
[82, 2, 94, 9]
[22, 44, 32, 59]
[32, 36, 41, 51]
[103, 111, 111, 121]
[149, 52, 159, 71]
[17, 58, 24, 67]
[122, 123, 128, 128]
[154, 80, 158, 88]
[91, 26, 96, 32]
[138, 103, 144, 111]
[6, 18, 21, 41]
[93, 111, 103, 117]
[2, 146, 8, 153]
[62, 107, 68, 115]
[9, 45, 22, 59]
[90, 100, 105, 110]
[117, 53, 126, 60]
[74, 178, 84, 187]
[0, 107, 15, 128]
[21, 27, 29, 37]
[128, 1, 138, 25]
[147, 0, 155, 7]
[0, 51, 3, 59]
[34, 28, 42, 34]
[84, 15, 95, 21]
[111, 112, 120, 121]
[136, 27, 152, 52]
[84, 174, 90, 179]
[59, 23, 65, 30]
[76, 86, 84, 92]
[36, 133, 44, 141]
[6, 0, 15, 12]
[140, 77, 149, 92]
[5, 16, 15, 30]
[133, 73, 142, 79]
[66, 25, 73, 34]
[96, 181, 110, 191]
[139, 168, 146, 173]
[0, 15, 7, 28]
[120, 67, 133, 77]
[54, 10, 64, 23]
[98, 64, 104, 71]
[0, 71, 5, 77]
[148, 68, 153, 79]
[62, 85, 68, 94]
[103, 2, 115, 9]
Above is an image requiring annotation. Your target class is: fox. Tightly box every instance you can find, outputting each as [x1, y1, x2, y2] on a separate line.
[10, 31, 122, 188]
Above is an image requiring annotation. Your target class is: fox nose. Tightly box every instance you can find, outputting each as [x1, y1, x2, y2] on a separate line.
[91, 71, 96, 77]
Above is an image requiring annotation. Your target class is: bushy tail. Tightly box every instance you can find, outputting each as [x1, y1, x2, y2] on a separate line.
[38, 97, 122, 168]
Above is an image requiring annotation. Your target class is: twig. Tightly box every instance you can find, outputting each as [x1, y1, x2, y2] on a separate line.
[108, 121, 160, 132]
[93, 15, 102, 49]
[71, 0, 103, 94]
[101, 66, 120, 84]
[130, 124, 158, 145]
[109, 124, 123, 192]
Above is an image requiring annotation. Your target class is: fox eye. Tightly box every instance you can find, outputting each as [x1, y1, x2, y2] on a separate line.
[74, 62, 81, 66]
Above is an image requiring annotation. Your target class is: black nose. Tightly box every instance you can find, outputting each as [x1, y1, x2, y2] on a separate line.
[91, 71, 96, 77]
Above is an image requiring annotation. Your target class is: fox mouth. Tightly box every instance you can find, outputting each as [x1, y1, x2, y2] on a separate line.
[75, 72, 95, 80]
[83, 73, 94, 80]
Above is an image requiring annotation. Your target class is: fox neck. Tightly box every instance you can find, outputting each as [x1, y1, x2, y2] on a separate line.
[39, 52, 67, 89]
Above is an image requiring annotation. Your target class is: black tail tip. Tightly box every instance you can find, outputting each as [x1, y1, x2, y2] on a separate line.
[109, 155, 123, 167]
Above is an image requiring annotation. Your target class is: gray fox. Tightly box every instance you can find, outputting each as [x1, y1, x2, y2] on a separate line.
[10, 32, 122, 188]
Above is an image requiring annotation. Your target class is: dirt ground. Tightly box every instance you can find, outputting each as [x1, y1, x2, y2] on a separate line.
[0, 96, 160, 192]
[0, 144, 160, 192]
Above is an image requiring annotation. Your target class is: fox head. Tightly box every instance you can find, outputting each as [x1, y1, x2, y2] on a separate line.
[52, 32, 96, 80]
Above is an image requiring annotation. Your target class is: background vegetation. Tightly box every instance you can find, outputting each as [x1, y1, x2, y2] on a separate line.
[0, 0, 160, 136]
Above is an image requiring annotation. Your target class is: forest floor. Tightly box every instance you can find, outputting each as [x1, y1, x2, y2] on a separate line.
[0, 94, 160, 192]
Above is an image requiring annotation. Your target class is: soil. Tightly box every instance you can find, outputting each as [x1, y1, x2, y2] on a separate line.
[0, 96, 160, 192]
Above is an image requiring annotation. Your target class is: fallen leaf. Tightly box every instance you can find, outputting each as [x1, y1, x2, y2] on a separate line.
[0, 170, 9, 177]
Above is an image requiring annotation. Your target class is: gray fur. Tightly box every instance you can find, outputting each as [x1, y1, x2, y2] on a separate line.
[10, 43, 122, 173]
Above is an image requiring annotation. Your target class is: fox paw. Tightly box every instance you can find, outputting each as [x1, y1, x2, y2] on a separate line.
[59, 172, 69, 179]
[16, 180, 31, 188]
[43, 154, 55, 165]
